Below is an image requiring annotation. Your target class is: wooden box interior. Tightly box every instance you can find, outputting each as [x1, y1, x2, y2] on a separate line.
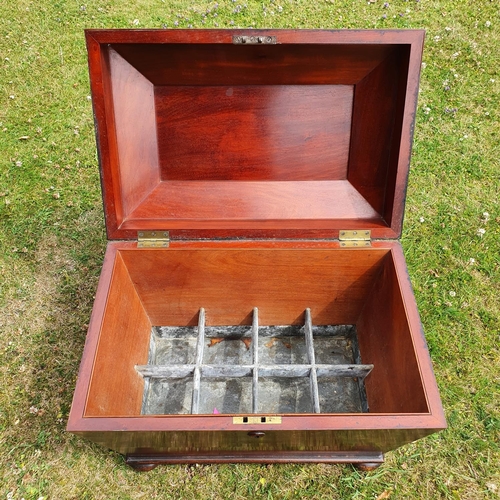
[90, 31, 419, 239]
[84, 247, 428, 418]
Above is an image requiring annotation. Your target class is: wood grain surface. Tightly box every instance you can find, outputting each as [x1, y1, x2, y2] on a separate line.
[124, 180, 380, 229]
[156, 85, 352, 181]
[357, 250, 429, 414]
[108, 48, 160, 217]
[111, 42, 394, 86]
[85, 252, 151, 417]
[84, 29, 425, 240]
[118, 247, 388, 327]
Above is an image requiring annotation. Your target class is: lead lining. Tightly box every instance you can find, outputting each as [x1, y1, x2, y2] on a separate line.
[136, 308, 374, 414]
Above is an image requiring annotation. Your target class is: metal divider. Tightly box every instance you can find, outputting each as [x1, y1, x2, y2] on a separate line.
[304, 308, 321, 413]
[252, 307, 259, 413]
[191, 308, 205, 414]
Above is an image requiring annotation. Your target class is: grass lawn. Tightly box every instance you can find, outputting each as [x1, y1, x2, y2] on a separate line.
[1, 1, 499, 498]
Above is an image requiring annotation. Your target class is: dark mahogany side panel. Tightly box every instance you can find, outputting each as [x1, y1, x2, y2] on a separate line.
[85, 252, 151, 417]
[356, 250, 428, 414]
[112, 43, 394, 86]
[156, 85, 353, 181]
[74, 427, 436, 457]
[86, 34, 123, 233]
[125, 451, 384, 466]
[108, 48, 160, 217]
[118, 247, 388, 327]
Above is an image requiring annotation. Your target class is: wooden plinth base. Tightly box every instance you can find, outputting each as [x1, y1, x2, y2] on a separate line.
[126, 451, 384, 471]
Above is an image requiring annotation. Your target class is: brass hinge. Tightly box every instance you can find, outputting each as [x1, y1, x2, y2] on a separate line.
[137, 231, 170, 248]
[339, 230, 371, 247]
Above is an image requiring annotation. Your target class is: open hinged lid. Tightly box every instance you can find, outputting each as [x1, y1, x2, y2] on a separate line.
[85, 29, 424, 241]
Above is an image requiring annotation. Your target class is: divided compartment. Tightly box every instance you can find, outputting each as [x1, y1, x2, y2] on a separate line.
[83, 245, 431, 418]
[137, 308, 371, 415]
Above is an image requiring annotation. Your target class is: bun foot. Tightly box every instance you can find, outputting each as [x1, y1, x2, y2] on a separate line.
[355, 462, 382, 472]
[126, 459, 158, 472]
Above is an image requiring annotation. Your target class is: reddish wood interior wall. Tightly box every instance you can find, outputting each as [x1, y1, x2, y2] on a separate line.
[156, 85, 353, 181]
[123, 180, 381, 230]
[84, 246, 430, 417]
[108, 48, 160, 218]
[118, 248, 388, 327]
[98, 42, 414, 235]
[380, 45, 411, 227]
[85, 253, 151, 417]
[111, 43, 395, 86]
[356, 252, 429, 414]
[347, 49, 401, 216]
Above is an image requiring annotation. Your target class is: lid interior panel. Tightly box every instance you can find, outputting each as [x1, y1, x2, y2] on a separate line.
[89, 32, 423, 239]
[155, 85, 353, 182]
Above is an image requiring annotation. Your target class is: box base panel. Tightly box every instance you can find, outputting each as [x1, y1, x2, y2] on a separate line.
[125, 451, 384, 471]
